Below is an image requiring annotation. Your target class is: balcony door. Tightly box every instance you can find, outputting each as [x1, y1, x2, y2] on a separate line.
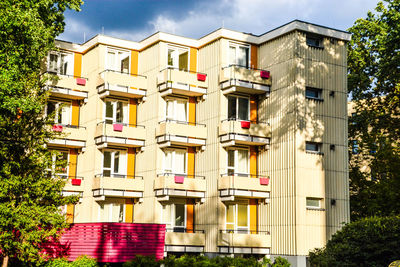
[167, 46, 188, 71]
[47, 100, 71, 126]
[166, 98, 188, 123]
[162, 203, 187, 232]
[48, 51, 74, 75]
[163, 148, 187, 175]
[104, 99, 128, 124]
[229, 43, 249, 68]
[107, 49, 130, 73]
[226, 201, 250, 233]
[227, 148, 249, 176]
[228, 95, 249, 121]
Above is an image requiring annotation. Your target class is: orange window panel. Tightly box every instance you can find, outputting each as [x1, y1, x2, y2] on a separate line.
[186, 199, 195, 233]
[71, 100, 80, 127]
[188, 97, 196, 125]
[127, 148, 136, 179]
[125, 199, 134, 223]
[129, 99, 137, 127]
[250, 146, 257, 178]
[73, 53, 82, 78]
[189, 48, 197, 73]
[250, 45, 258, 69]
[68, 148, 78, 177]
[250, 96, 257, 123]
[66, 204, 74, 223]
[249, 199, 258, 233]
[130, 50, 139, 76]
[187, 147, 195, 178]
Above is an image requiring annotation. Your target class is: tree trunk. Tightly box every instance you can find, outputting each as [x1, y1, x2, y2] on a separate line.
[1, 256, 8, 267]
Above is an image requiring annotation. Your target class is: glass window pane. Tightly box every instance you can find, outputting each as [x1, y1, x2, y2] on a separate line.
[105, 101, 113, 122]
[226, 204, 234, 224]
[238, 46, 249, 68]
[164, 151, 172, 173]
[47, 102, 56, 117]
[113, 151, 120, 174]
[237, 149, 248, 174]
[166, 100, 173, 120]
[228, 96, 237, 120]
[60, 104, 70, 125]
[229, 46, 236, 65]
[103, 151, 111, 168]
[176, 101, 187, 122]
[107, 51, 116, 70]
[238, 98, 249, 121]
[228, 150, 235, 168]
[306, 142, 318, 152]
[179, 51, 188, 71]
[174, 204, 185, 227]
[118, 204, 124, 222]
[306, 198, 320, 208]
[168, 49, 174, 67]
[49, 54, 58, 71]
[60, 55, 67, 75]
[121, 56, 129, 73]
[237, 204, 248, 227]
[175, 150, 186, 174]
[116, 102, 123, 123]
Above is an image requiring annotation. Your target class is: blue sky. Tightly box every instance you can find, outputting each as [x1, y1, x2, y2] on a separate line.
[59, 0, 379, 44]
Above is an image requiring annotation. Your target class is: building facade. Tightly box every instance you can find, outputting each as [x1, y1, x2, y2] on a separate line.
[46, 20, 350, 266]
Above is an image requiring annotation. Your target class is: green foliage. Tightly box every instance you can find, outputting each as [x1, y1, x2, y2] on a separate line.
[122, 254, 289, 267]
[309, 216, 400, 266]
[348, 0, 400, 220]
[45, 255, 98, 267]
[0, 0, 82, 265]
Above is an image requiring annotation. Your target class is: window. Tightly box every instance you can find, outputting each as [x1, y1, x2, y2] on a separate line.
[351, 140, 359, 154]
[106, 49, 130, 73]
[164, 148, 187, 175]
[167, 46, 188, 71]
[46, 101, 71, 125]
[305, 87, 323, 100]
[166, 98, 188, 122]
[227, 148, 249, 176]
[306, 198, 322, 209]
[228, 95, 249, 121]
[229, 43, 249, 68]
[306, 35, 324, 48]
[162, 203, 187, 232]
[104, 99, 128, 124]
[48, 51, 74, 75]
[48, 150, 69, 177]
[98, 202, 125, 222]
[306, 142, 322, 154]
[226, 201, 249, 232]
[103, 149, 127, 177]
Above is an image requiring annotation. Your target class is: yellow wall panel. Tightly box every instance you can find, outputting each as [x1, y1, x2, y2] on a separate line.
[66, 204, 74, 223]
[189, 97, 196, 125]
[251, 45, 258, 69]
[188, 147, 195, 178]
[71, 100, 80, 127]
[130, 50, 139, 76]
[250, 199, 257, 233]
[186, 199, 195, 233]
[68, 148, 78, 177]
[250, 96, 257, 123]
[129, 99, 137, 126]
[73, 53, 82, 77]
[250, 146, 257, 178]
[127, 148, 136, 178]
[125, 199, 134, 223]
[190, 48, 197, 72]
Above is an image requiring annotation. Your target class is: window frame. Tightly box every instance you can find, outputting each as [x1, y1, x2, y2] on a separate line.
[46, 100, 72, 126]
[227, 95, 250, 121]
[225, 201, 250, 233]
[102, 148, 127, 178]
[305, 87, 323, 101]
[47, 51, 74, 75]
[165, 97, 188, 123]
[98, 202, 126, 223]
[49, 150, 69, 178]
[163, 148, 188, 175]
[166, 45, 189, 71]
[306, 197, 323, 210]
[104, 98, 129, 125]
[227, 148, 250, 176]
[306, 35, 324, 49]
[228, 42, 250, 69]
[305, 141, 323, 154]
[106, 48, 131, 74]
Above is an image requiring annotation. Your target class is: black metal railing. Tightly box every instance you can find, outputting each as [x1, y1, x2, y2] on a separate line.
[95, 173, 144, 179]
[219, 229, 270, 235]
[158, 119, 206, 127]
[97, 120, 145, 129]
[160, 66, 207, 76]
[221, 118, 270, 125]
[52, 124, 87, 129]
[99, 69, 147, 78]
[157, 173, 205, 179]
[166, 227, 205, 233]
[46, 71, 89, 81]
[221, 64, 270, 73]
[220, 173, 270, 179]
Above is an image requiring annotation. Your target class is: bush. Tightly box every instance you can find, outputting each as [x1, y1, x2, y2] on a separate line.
[309, 216, 400, 266]
[45, 255, 97, 267]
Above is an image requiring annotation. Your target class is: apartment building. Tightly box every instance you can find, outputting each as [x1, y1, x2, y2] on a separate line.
[45, 20, 350, 266]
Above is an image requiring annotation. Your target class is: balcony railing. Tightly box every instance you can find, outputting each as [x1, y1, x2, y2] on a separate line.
[164, 228, 205, 252]
[218, 229, 271, 250]
[97, 70, 147, 99]
[62, 176, 84, 192]
[220, 65, 271, 95]
[218, 174, 271, 202]
[157, 67, 208, 97]
[95, 121, 145, 148]
[156, 120, 206, 148]
[154, 173, 206, 201]
[48, 124, 87, 148]
[92, 174, 144, 200]
[219, 119, 271, 147]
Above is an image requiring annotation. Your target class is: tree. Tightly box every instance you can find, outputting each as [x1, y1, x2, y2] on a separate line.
[309, 216, 400, 267]
[0, 0, 82, 266]
[348, 0, 400, 220]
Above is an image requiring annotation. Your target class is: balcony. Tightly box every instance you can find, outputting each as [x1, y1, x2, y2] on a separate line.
[97, 70, 147, 99]
[218, 175, 271, 202]
[157, 67, 208, 98]
[46, 73, 88, 101]
[48, 125, 87, 149]
[218, 230, 271, 254]
[220, 65, 271, 95]
[95, 121, 145, 149]
[219, 120, 271, 147]
[156, 120, 206, 148]
[165, 229, 205, 253]
[154, 174, 206, 201]
[62, 176, 84, 193]
[92, 174, 144, 201]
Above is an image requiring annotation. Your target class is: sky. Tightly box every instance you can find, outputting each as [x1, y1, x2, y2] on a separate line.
[59, 0, 380, 44]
